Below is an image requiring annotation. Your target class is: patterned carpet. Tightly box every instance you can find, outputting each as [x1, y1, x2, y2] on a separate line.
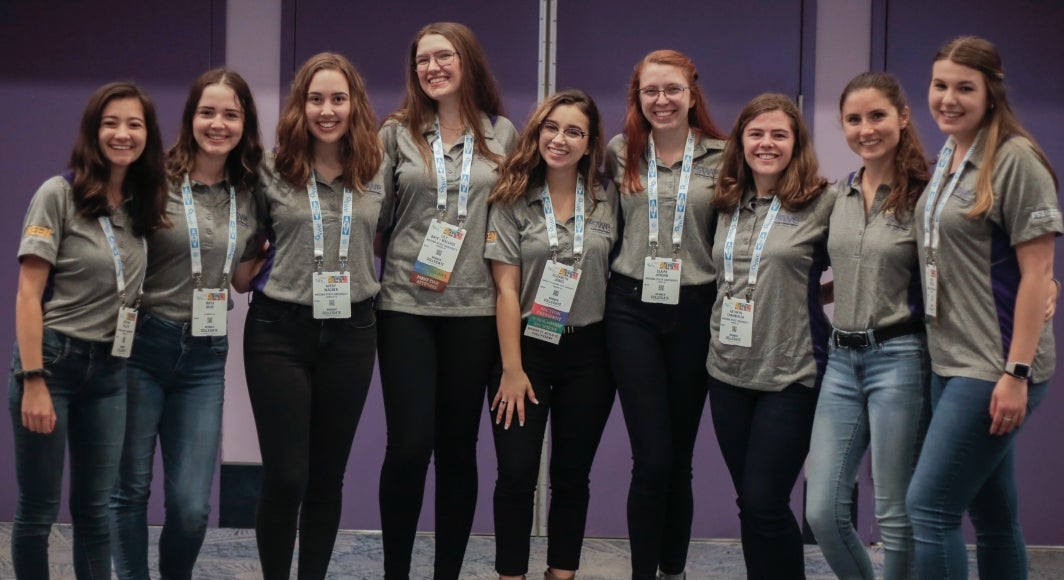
[2, 523, 1063, 579]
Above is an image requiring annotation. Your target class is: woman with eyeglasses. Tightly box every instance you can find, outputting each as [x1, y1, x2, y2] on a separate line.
[485, 89, 617, 580]
[603, 49, 727, 580]
[707, 93, 833, 580]
[377, 21, 517, 579]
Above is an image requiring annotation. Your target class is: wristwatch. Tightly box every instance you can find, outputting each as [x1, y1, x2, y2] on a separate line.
[1004, 361, 1032, 380]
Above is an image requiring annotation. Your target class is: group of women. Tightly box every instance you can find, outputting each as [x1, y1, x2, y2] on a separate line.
[8, 20, 1059, 580]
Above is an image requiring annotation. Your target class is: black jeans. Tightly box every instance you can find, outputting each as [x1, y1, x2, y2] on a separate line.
[604, 274, 715, 579]
[377, 310, 498, 579]
[243, 294, 377, 580]
[490, 322, 616, 576]
[707, 377, 819, 580]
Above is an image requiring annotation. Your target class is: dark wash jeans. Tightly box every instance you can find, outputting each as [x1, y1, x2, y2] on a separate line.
[8, 328, 127, 579]
[243, 293, 377, 580]
[605, 273, 715, 579]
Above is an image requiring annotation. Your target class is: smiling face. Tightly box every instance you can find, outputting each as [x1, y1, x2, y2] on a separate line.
[638, 63, 693, 136]
[416, 33, 463, 104]
[538, 104, 590, 176]
[742, 110, 795, 185]
[193, 83, 244, 163]
[98, 97, 147, 170]
[841, 87, 907, 166]
[929, 58, 988, 148]
[304, 68, 351, 146]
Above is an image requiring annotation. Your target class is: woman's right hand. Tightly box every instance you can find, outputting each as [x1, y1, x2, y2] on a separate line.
[21, 378, 56, 434]
[492, 368, 538, 430]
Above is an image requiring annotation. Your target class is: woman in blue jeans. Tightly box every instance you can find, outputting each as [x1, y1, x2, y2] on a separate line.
[109, 69, 264, 580]
[805, 72, 932, 580]
[908, 36, 1061, 579]
[9, 82, 167, 579]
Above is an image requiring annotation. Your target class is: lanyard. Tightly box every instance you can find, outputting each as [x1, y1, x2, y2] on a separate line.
[181, 174, 238, 289]
[922, 133, 980, 263]
[723, 195, 782, 299]
[539, 175, 586, 262]
[432, 118, 475, 225]
[98, 215, 146, 304]
[306, 174, 354, 271]
[646, 130, 695, 257]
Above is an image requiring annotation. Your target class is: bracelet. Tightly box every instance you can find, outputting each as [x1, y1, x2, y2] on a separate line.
[14, 367, 50, 381]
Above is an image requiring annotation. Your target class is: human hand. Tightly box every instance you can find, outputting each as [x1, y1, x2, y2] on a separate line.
[491, 368, 538, 429]
[989, 374, 1028, 436]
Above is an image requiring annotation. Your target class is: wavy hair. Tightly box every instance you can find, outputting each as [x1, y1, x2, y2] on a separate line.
[275, 52, 382, 191]
[385, 22, 505, 166]
[166, 68, 263, 192]
[933, 36, 1057, 218]
[839, 72, 930, 216]
[621, 49, 726, 194]
[68, 81, 167, 237]
[490, 90, 607, 211]
[714, 93, 827, 213]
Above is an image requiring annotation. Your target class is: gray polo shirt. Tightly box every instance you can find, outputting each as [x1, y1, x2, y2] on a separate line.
[484, 181, 619, 327]
[828, 170, 922, 331]
[18, 175, 148, 342]
[378, 113, 518, 316]
[140, 178, 261, 322]
[605, 133, 724, 285]
[915, 136, 1062, 383]
[251, 156, 389, 306]
[708, 186, 837, 391]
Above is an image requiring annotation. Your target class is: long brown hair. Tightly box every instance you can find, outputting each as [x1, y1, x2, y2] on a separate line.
[166, 68, 264, 192]
[385, 22, 505, 166]
[275, 52, 382, 191]
[621, 49, 726, 194]
[490, 90, 606, 209]
[68, 81, 167, 237]
[839, 72, 930, 216]
[714, 93, 827, 213]
[933, 36, 1058, 218]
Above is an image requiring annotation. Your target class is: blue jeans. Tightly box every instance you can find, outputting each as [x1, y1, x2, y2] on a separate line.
[109, 314, 227, 580]
[806, 332, 930, 580]
[906, 374, 1048, 580]
[8, 328, 127, 579]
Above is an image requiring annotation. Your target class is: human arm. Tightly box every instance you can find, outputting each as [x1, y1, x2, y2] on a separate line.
[490, 260, 537, 429]
[15, 256, 56, 434]
[989, 233, 1053, 435]
[1045, 277, 1059, 320]
[232, 235, 268, 294]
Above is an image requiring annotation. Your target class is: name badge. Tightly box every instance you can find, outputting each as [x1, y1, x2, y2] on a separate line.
[642, 257, 682, 305]
[312, 271, 352, 319]
[411, 218, 466, 292]
[112, 306, 138, 358]
[524, 260, 581, 344]
[925, 263, 938, 318]
[719, 297, 754, 348]
[192, 288, 228, 336]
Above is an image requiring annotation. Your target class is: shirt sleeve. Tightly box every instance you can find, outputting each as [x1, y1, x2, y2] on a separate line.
[994, 138, 1064, 245]
[378, 122, 400, 231]
[19, 176, 69, 265]
[484, 201, 522, 266]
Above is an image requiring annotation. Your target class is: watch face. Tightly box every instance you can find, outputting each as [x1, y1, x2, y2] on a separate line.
[1007, 362, 1032, 378]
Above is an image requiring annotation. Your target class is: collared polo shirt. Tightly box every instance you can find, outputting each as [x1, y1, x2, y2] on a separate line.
[915, 136, 1062, 383]
[378, 112, 518, 316]
[605, 133, 724, 285]
[18, 175, 148, 342]
[485, 181, 619, 327]
[828, 169, 922, 331]
[708, 186, 837, 391]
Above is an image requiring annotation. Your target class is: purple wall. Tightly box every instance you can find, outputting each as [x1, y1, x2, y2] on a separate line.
[0, 0, 224, 523]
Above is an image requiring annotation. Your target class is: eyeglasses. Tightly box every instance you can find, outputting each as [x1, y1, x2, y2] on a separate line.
[638, 85, 689, 100]
[414, 50, 459, 71]
[541, 120, 588, 140]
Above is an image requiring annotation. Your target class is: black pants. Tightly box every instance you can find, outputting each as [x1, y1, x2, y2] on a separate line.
[242, 294, 376, 580]
[604, 274, 714, 580]
[490, 322, 616, 576]
[377, 310, 498, 579]
[707, 377, 819, 580]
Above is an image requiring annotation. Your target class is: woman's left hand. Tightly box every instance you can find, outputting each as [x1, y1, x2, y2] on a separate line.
[989, 374, 1028, 436]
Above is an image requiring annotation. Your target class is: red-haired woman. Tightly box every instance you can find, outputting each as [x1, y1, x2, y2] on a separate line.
[604, 49, 727, 580]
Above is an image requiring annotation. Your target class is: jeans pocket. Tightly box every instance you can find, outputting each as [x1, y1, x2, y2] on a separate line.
[346, 305, 376, 330]
[878, 334, 925, 360]
[248, 297, 297, 324]
[41, 329, 68, 367]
